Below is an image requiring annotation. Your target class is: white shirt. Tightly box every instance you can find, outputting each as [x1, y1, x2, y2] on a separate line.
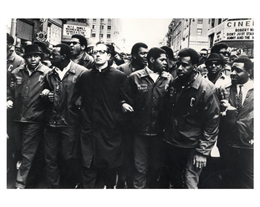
[55, 61, 72, 80]
[237, 79, 254, 104]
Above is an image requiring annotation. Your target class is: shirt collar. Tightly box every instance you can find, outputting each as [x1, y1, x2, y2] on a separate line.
[55, 60, 74, 74]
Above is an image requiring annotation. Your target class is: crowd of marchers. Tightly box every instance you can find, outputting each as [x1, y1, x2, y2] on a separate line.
[7, 32, 253, 189]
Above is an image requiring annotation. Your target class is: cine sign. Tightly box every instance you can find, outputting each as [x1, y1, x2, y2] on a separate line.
[63, 24, 90, 37]
[224, 19, 254, 41]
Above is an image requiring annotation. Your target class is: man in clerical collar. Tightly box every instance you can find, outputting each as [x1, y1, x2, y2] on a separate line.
[164, 48, 220, 189]
[218, 56, 254, 188]
[121, 47, 173, 189]
[78, 42, 127, 189]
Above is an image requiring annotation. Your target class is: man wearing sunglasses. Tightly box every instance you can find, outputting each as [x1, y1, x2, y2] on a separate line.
[205, 53, 231, 89]
[78, 42, 127, 188]
[69, 34, 94, 69]
[163, 48, 220, 189]
[211, 43, 231, 76]
[218, 57, 253, 188]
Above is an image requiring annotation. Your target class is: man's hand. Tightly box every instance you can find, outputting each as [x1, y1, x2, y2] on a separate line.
[6, 100, 13, 109]
[40, 89, 50, 97]
[192, 154, 207, 169]
[48, 92, 54, 102]
[122, 103, 134, 113]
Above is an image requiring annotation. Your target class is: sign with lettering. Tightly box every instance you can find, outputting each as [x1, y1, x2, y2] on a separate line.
[63, 24, 91, 38]
[47, 24, 62, 45]
[224, 19, 254, 41]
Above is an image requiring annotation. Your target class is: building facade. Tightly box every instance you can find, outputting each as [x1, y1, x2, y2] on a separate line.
[208, 18, 254, 58]
[167, 18, 210, 54]
[7, 18, 92, 49]
[87, 18, 123, 51]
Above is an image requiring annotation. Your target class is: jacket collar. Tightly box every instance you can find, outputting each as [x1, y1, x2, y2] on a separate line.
[7, 50, 16, 61]
[24, 62, 45, 74]
[190, 73, 201, 89]
[139, 67, 169, 79]
[67, 61, 76, 74]
[174, 72, 201, 90]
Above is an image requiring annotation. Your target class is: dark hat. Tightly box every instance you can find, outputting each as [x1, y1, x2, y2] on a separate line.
[211, 43, 228, 53]
[34, 41, 51, 55]
[205, 53, 225, 65]
[7, 33, 14, 45]
[23, 44, 43, 58]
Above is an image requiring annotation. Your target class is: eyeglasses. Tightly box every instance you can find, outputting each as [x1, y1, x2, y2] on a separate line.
[69, 41, 80, 46]
[93, 50, 108, 55]
[219, 51, 230, 57]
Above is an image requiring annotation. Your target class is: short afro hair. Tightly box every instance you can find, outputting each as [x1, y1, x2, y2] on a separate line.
[54, 43, 71, 60]
[211, 43, 228, 53]
[233, 56, 253, 72]
[71, 34, 87, 48]
[178, 48, 200, 65]
[161, 46, 175, 60]
[147, 47, 166, 67]
[131, 42, 148, 57]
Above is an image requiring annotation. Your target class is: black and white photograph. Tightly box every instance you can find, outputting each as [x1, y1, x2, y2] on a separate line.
[1, 1, 259, 207]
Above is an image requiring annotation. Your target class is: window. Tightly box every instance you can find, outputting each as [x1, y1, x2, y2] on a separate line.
[92, 25, 95, 29]
[107, 26, 111, 30]
[218, 18, 222, 24]
[100, 34, 103, 38]
[107, 34, 111, 38]
[93, 19, 96, 23]
[101, 25, 104, 29]
[197, 19, 203, 24]
[92, 33, 96, 37]
[197, 28, 202, 36]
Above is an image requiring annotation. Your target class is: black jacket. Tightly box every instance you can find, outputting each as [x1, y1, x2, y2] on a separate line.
[44, 61, 87, 127]
[8, 63, 51, 123]
[164, 73, 220, 156]
[122, 68, 173, 136]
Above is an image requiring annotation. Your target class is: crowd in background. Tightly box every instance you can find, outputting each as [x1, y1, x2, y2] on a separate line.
[7, 32, 254, 189]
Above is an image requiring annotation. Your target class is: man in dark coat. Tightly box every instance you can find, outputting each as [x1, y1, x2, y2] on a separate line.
[164, 48, 220, 189]
[121, 47, 173, 188]
[7, 44, 51, 188]
[218, 56, 254, 188]
[78, 42, 127, 188]
[42, 43, 87, 188]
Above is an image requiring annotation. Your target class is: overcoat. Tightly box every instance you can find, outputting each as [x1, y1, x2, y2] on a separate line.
[79, 65, 127, 168]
